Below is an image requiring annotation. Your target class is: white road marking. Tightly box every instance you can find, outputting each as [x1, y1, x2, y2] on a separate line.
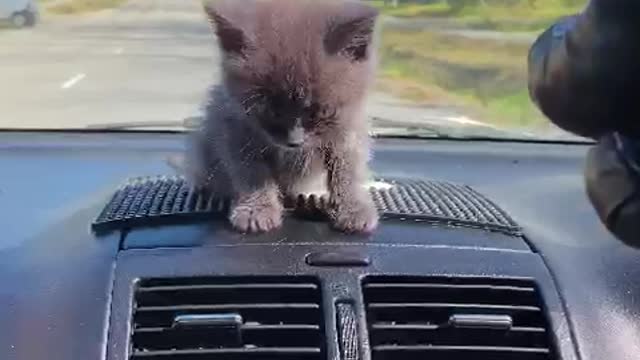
[114, 47, 124, 54]
[60, 73, 86, 89]
[443, 115, 497, 128]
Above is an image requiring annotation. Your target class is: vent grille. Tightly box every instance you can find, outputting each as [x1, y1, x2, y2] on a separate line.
[364, 276, 556, 360]
[130, 277, 324, 360]
[93, 176, 521, 236]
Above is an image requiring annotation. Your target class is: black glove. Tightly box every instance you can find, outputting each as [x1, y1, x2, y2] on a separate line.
[585, 133, 640, 247]
[528, 0, 640, 139]
[528, 0, 640, 246]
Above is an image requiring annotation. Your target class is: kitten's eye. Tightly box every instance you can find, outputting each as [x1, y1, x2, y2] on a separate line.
[304, 104, 319, 118]
[318, 106, 336, 119]
[264, 105, 275, 117]
[270, 94, 288, 115]
[303, 98, 312, 108]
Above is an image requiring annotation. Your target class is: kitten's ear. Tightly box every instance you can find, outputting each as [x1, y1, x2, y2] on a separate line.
[204, 2, 248, 57]
[324, 2, 379, 61]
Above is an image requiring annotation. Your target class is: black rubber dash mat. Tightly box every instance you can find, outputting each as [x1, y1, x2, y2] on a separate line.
[92, 176, 521, 235]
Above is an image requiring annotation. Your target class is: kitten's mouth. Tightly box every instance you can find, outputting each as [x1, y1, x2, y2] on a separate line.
[261, 132, 302, 149]
[285, 141, 304, 149]
[275, 140, 306, 151]
[266, 130, 307, 150]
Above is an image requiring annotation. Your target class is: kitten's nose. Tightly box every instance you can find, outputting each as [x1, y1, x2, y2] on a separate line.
[287, 134, 304, 147]
[287, 120, 304, 147]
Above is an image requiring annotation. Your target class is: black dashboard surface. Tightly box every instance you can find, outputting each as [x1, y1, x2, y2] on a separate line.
[1, 132, 639, 360]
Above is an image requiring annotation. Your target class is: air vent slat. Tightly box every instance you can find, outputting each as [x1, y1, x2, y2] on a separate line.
[371, 325, 548, 347]
[371, 324, 545, 333]
[135, 324, 321, 333]
[132, 325, 321, 349]
[135, 304, 320, 328]
[137, 303, 319, 311]
[369, 302, 540, 311]
[365, 283, 537, 306]
[366, 283, 535, 291]
[132, 347, 322, 360]
[374, 345, 549, 353]
[139, 283, 317, 292]
[364, 276, 556, 360]
[137, 283, 318, 305]
[130, 277, 323, 360]
[368, 302, 544, 328]
[373, 345, 550, 360]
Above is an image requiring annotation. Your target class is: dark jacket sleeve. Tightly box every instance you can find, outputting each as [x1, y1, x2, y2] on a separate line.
[528, 0, 640, 139]
[585, 132, 640, 247]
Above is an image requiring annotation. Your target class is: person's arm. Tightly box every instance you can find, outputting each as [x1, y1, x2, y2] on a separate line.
[528, 1, 640, 246]
[584, 133, 640, 247]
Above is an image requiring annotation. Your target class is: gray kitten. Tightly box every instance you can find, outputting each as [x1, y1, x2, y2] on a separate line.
[187, 0, 379, 233]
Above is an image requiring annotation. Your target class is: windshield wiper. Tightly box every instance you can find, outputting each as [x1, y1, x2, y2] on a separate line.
[83, 116, 203, 130]
[371, 116, 593, 144]
[370, 115, 532, 140]
[82, 114, 589, 144]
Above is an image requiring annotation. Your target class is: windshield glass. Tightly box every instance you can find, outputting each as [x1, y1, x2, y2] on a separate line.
[1, 0, 588, 141]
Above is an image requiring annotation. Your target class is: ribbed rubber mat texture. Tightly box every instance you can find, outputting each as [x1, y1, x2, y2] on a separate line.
[93, 176, 520, 235]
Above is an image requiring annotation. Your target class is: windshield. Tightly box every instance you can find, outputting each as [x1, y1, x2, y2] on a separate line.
[1, 0, 588, 141]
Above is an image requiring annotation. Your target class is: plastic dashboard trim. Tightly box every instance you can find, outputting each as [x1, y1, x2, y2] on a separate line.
[106, 245, 579, 360]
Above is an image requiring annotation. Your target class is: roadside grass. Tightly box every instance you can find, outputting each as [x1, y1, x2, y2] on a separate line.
[371, 0, 586, 32]
[372, 1, 453, 17]
[47, 0, 127, 14]
[377, 28, 544, 128]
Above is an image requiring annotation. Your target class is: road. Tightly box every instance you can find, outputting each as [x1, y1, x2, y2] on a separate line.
[1, 0, 219, 129]
[0, 0, 479, 131]
[0, 0, 567, 140]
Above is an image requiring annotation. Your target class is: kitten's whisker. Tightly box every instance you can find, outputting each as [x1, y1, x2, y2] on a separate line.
[239, 139, 254, 154]
[241, 93, 262, 105]
[244, 102, 260, 115]
[241, 89, 264, 104]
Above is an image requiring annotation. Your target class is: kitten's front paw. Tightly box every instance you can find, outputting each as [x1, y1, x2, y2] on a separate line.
[329, 197, 379, 234]
[229, 197, 283, 233]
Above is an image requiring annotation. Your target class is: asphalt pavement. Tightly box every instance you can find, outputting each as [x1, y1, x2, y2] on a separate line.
[0, 0, 509, 134]
[1, 0, 219, 129]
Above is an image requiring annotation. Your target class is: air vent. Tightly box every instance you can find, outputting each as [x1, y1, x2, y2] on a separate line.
[364, 276, 556, 360]
[130, 277, 324, 360]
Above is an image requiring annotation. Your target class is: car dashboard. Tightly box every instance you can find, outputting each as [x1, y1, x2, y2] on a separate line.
[1, 131, 639, 360]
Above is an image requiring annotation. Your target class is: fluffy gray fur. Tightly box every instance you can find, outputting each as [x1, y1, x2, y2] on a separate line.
[187, 0, 379, 233]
